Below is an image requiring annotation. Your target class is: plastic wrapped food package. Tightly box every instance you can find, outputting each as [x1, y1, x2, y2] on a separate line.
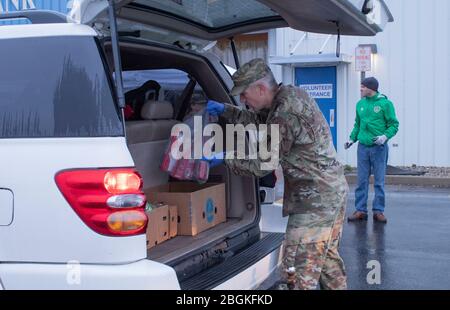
[160, 135, 179, 174]
[195, 160, 210, 183]
[160, 108, 217, 183]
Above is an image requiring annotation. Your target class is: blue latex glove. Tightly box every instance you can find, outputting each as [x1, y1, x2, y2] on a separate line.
[202, 152, 224, 168]
[206, 100, 225, 116]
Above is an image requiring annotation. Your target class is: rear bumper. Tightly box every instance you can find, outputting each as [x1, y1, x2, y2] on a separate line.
[180, 233, 284, 290]
[213, 244, 283, 290]
[0, 259, 180, 290]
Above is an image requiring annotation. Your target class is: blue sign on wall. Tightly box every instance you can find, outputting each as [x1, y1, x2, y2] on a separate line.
[295, 66, 338, 149]
[0, 0, 69, 25]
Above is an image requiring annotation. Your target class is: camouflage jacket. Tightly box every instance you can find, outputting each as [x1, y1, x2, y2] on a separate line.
[222, 85, 348, 217]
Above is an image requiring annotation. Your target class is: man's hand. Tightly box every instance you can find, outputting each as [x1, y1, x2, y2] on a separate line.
[206, 100, 225, 116]
[373, 135, 388, 146]
[202, 152, 224, 168]
[344, 141, 355, 150]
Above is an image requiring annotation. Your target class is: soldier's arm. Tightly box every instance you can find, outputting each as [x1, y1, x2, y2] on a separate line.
[224, 131, 279, 178]
[225, 157, 274, 178]
[224, 113, 302, 177]
[221, 103, 266, 126]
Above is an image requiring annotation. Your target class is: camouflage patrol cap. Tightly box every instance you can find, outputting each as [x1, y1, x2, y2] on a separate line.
[230, 58, 273, 96]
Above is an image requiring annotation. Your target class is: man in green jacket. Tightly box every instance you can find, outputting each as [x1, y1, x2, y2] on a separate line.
[346, 77, 399, 223]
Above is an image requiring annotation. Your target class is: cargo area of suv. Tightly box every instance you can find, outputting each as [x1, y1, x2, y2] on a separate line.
[101, 40, 272, 285]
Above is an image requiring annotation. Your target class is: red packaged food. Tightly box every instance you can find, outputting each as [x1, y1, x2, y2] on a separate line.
[195, 160, 210, 183]
[161, 107, 217, 183]
[161, 135, 180, 173]
[160, 152, 172, 172]
[184, 159, 196, 180]
[170, 159, 183, 180]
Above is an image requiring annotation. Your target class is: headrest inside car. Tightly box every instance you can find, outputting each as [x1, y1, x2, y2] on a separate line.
[141, 100, 174, 120]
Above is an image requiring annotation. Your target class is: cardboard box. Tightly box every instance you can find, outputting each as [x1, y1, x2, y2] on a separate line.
[146, 204, 169, 249]
[146, 183, 226, 236]
[168, 205, 178, 238]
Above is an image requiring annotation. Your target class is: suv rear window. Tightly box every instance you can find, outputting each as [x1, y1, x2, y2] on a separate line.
[0, 36, 123, 138]
[131, 0, 279, 28]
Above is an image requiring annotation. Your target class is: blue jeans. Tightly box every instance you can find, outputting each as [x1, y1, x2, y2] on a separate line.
[355, 143, 388, 214]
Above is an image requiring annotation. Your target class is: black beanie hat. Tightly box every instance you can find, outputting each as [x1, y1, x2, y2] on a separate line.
[361, 77, 379, 92]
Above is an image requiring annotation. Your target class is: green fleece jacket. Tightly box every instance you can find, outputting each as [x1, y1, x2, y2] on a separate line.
[350, 93, 399, 146]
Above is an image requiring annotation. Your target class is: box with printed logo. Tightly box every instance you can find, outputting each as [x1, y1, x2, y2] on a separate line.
[145, 183, 226, 236]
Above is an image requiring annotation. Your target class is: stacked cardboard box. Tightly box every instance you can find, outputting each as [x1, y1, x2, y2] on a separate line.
[146, 203, 178, 249]
[168, 205, 178, 238]
[146, 183, 226, 236]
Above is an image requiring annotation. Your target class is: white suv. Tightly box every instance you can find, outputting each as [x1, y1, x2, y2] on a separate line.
[0, 0, 390, 290]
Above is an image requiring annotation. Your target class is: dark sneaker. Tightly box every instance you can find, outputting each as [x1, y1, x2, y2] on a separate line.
[373, 213, 387, 223]
[348, 211, 368, 222]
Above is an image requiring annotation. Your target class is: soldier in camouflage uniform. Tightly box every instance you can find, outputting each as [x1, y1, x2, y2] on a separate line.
[206, 58, 348, 290]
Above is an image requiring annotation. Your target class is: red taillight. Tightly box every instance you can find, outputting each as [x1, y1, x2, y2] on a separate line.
[55, 168, 148, 237]
[104, 171, 142, 194]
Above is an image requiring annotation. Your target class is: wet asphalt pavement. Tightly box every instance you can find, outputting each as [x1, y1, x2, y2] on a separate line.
[261, 185, 450, 290]
[342, 185, 450, 290]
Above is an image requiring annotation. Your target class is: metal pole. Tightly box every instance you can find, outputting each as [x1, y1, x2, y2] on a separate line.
[108, 0, 125, 109]
[318, 34, 333, 55]
[229, 37, 240, 69]
[336, 22, 341, 57]
[361, 71, 366, 83]
[290, 32, 308, 55]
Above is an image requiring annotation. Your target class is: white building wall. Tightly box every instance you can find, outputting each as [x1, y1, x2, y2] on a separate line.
[269, 0, 450, 167]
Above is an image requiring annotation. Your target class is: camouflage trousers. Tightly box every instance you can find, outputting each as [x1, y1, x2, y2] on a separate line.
[280, 194, 347, 290]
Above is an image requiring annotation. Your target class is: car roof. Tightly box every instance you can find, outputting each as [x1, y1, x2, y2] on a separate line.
[0, 23, 97, 40]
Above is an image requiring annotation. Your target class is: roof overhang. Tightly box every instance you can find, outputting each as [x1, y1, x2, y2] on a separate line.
[270, 53, 353, 67]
